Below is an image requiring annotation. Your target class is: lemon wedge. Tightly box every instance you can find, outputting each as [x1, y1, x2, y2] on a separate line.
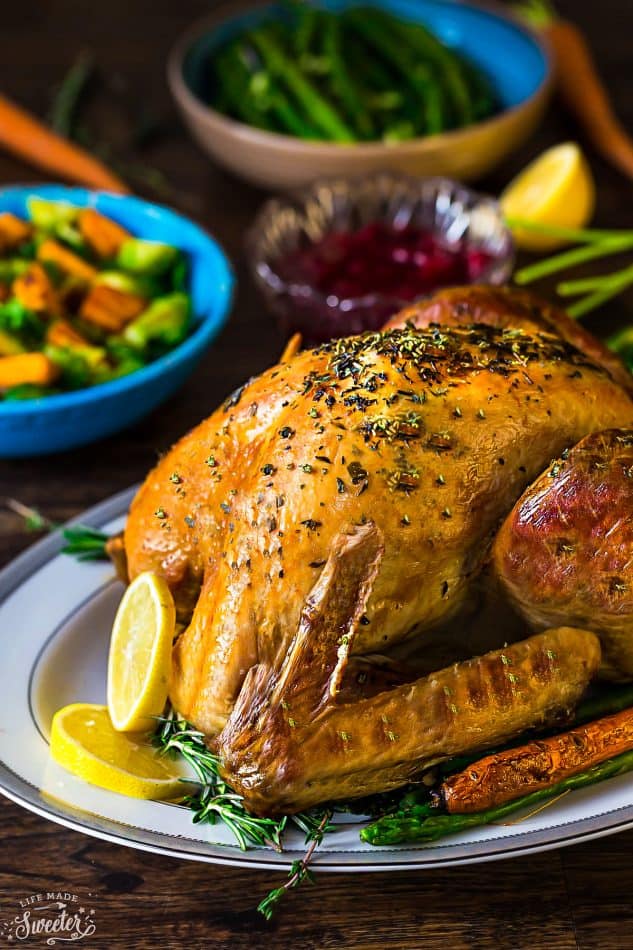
[500, 143, 596, 251]
[107, 571, 175, 733]
[50, 703, 183, 800]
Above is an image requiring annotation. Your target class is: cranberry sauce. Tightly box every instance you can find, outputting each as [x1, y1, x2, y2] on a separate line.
[272, 222, 494, 342]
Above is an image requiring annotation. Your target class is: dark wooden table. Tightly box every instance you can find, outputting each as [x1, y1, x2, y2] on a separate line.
[0, 2, 632, 946]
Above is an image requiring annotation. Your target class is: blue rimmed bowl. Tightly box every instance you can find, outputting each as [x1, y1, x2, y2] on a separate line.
[0, 185, 234, 458]
[168, 0, 553, 190]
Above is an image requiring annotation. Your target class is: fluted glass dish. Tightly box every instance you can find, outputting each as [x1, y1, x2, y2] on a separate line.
[248, 175, 514, 343]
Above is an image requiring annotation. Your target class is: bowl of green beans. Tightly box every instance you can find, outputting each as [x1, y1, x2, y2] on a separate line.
[168, 0, 552, 190]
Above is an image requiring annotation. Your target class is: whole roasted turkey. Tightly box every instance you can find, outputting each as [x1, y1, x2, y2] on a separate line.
[121, 286, 633, 815]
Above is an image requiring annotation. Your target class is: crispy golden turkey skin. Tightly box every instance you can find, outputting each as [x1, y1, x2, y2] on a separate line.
[125, 317, 633, 752]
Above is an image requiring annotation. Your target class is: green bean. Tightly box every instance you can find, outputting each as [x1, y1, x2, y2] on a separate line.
[344, 32, 400, 93]
[247, 26, 356, 142]
[459, 58, 497, 120]
[294, 2, 319, 54]
[388, 18, 474, 127]
[344, 32, 422, 135]
[321, 13, 375, 140]
[214, 44, 275, 130]
[255, 71, 323, 138]
[343, 9, 446, 134]
[361, 747, 633, 846]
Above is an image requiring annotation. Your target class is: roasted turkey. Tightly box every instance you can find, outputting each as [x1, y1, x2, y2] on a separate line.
[122, 286, 633, 815]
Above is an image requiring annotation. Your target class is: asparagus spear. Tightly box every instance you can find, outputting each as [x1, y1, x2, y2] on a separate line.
[361, 747, 633, 846]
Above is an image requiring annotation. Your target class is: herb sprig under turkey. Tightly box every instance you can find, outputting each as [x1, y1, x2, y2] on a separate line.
[152, 709, 334, 917]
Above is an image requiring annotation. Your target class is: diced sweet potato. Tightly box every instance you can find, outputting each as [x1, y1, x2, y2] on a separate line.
[37, 239, 97, 282]
[0, 213, 32, 253]
[78, 209, 130, 259]
[0, 353, 59, 390]
[80, 284, 146, 332]
[12, 262, 61, 316]
[46, 319, 90, 349]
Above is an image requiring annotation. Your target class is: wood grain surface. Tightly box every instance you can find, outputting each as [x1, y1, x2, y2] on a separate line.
[0, 1, 632, 947]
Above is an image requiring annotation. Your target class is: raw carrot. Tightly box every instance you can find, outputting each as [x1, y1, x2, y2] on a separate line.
[546, 18, 633, 181]
[514, 1, 633, 181]
[0, 94, 129, 193]
[440, 705, 633, 814]
[0, 353, 60, 390]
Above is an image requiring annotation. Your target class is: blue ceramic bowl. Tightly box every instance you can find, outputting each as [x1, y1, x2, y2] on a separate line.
[169, 0, 552, 189]
[0, 185, 234, 458]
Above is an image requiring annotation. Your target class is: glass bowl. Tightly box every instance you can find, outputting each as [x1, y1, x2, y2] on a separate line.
[247, 175, 514, 343]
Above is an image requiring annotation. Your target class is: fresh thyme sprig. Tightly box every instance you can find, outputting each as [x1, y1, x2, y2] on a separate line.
[5, 498, 110, 561]
[152, 709, 336, 916]
[257, 810, 334, 921]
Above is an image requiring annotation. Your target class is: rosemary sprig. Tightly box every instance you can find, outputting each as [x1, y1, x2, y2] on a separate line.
[59, 525, 110, 562]
[152, 710, 287, 851]
[152, 709, 336, 916]
[5, 498, 110, 561]
[48, 51, 95, 138]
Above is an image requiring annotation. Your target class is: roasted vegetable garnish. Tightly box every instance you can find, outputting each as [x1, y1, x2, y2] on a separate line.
[0, 352, 59, 390]
[78, 208, 130, 258]
[12, 262, 60, 315]
[0, 212, 32, 252]
[37, 238, 97, 282]
[0, 199, 194, 400]
[80, 284, 146, 332]
[440, 705, 633, 814]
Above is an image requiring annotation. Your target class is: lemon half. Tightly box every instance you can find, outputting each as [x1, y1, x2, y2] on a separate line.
[501, 142, 596, 251]
[50, 703, 183, 800]
[107, 571, 175, 733]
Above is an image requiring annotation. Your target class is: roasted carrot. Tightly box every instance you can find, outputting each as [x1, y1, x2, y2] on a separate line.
[37, 239, 97, 282]
[0, 212, 32, 252]
[0, 353, 59, 390]
[79, 284, 146, 332]
[0, 94, 129, 193]
[515, 1, 633, 181]
[46, 319, 90, 349]
[78, 209, 130, 259]
[280, 332, 302, 362]
[440, 705, 633, 814]
[12, 262, 61, 315]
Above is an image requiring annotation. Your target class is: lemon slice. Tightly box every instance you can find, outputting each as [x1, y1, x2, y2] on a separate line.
[50, 703, 183, 799]
[107, 571, 175, 732]
[500, 143, 596, 251]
